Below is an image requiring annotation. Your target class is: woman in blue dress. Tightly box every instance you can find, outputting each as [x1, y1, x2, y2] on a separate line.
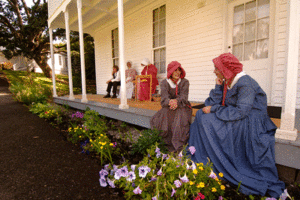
[188, 53, 285, 198]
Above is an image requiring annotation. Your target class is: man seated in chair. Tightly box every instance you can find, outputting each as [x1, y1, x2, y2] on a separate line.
[103, 65, 120, 98]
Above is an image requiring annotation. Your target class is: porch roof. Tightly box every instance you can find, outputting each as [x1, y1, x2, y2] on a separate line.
[53, 94, 300, 170]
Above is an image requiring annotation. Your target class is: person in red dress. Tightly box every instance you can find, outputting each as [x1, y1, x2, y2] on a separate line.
[137, 58, 159, 101]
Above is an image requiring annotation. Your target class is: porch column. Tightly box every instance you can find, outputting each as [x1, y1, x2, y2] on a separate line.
[275, 0, 299, 141]
[49, 27, 57, 97]
[64, 7, 75, 100]
[118, 0, 129, 109]
[77, 0, 88, 102]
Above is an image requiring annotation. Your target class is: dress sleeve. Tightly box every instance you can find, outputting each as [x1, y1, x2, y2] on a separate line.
[176, 79, 190, 107]
[160, 80, 171, 107]
[212, 84, 256, 121]
[204, 84, 223, 107]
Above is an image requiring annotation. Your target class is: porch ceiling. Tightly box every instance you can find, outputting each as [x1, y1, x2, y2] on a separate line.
[49, 0, 146, 35]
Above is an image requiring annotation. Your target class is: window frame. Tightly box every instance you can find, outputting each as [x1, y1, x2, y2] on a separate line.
[111, 28, 119, 67]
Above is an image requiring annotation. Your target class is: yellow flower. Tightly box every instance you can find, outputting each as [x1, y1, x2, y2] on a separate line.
[110, 143, 113, 146]
[79, 136, 81, 138]
[90, 139, 92, 142]
[221, 185, 225, 190]
[212, 187, 217, 192]
[193, 169, 198, 174]
[197, 182, 205, 188]
[219, 172, 223, 177]
[100, 134, 103, 136]
[198, 166, 204, 171]
[100, 146, 103, 149]
[190, 181, 194, 185]
[103, 142, 106, 145]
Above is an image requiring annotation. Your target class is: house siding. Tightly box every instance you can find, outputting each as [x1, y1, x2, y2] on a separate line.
[94, 0, 224, 101]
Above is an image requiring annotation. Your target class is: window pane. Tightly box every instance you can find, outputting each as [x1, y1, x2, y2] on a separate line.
[159, 5, 166, 19]
[245, 1, 256, 22]
[233, 44, 243, 61]
[159, 19, 166, 34]
[160, 61, 166, 73]
[258, 0, 269, 18]
[244, 41, 256, 60]
[153, 36, 159, 48]
[233, 24, 244, 44]
[245, 21, 256, 41]
[115, 49, 119, 57]
[153, 22, 159, 36]
[234, 4, 244, 25]
[257, 18, 269, 39]
[159, 33, 165, 46]
[154, 49, 160, 64]
[153, 8, 159, 22]
[160, 48, 166, 61]
[256, 39, 268, 59]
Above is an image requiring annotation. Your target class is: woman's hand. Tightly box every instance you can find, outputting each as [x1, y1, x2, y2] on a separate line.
[106, 80, 111, 84]
[202, 106, 212, 114]
[216, 78, 223, 85]
[169, 99, 178, 110]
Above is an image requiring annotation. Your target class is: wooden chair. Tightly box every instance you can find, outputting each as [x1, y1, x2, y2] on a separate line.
[134, 74, 152, 101]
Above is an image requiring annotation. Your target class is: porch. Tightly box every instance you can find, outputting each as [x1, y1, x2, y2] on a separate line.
[53, 94, 300, 170]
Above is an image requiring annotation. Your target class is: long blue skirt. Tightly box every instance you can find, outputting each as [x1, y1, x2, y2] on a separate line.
[188, 110, 285, 198]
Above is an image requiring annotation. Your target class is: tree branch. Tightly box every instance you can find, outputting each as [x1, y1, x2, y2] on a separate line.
[20, 0, 31, 18]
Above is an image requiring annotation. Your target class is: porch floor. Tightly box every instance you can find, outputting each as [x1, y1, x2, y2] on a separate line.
[54, 94, 300, 169]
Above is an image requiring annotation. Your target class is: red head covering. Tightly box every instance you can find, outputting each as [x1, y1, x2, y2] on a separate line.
[212, 53, 243, 106]
[167, 61, 186, 79]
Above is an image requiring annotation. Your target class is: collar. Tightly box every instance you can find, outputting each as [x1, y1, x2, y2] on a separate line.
[167, 78, 181, 88]
[228, 71, 246, 89]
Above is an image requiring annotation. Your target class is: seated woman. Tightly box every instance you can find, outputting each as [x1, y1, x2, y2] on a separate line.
[125, 60, 137, 99]
[151, 61, 192, 152]
[103, 65, 120, 98]
[137, 58, 158, 101]
[188, 53, 285, 198]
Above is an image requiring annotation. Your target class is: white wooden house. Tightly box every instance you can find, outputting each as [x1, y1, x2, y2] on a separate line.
[48, 0, 300, 169]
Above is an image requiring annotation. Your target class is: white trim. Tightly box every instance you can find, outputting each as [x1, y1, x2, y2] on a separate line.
[49, 27, 57, 97]
[167, 78, 181, 88]
[228, 71, 246, 89]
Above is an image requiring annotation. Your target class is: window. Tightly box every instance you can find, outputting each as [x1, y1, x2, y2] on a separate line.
[112, 28, 119, 66]
[153, 5, 166, 74]
[232, 0, 269, 61]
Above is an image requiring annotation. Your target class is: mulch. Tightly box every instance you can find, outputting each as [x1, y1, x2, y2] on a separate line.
[0, 73, 123, 200]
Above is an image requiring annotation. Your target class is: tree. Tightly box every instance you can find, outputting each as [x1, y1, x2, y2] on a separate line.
[0, 0, 52, 77]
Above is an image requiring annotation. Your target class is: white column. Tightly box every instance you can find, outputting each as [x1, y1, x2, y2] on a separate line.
[64, 8, 75, 100]
[118, 0, 129, 109]
[275, 0, 299, 141]
[49, 27, 57, 97]
[77, 0, 88, 102]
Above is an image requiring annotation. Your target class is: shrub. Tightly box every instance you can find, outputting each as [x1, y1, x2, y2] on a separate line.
[0, 62, 13, 70]
[131, 128, 167, 156]
[29, 102, 64, 124]
[99, 144, 225, 200]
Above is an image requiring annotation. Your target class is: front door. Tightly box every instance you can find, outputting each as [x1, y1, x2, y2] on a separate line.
[227, 0, 274, 102]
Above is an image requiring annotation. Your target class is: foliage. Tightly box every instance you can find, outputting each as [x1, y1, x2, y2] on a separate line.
[68, 124, 87, 144]
[29, 102, 64, 124]
[0, 62, 13, 70]
[131, 128, 167, 156]
[99, 144, 226, 200]
[0, 0, 52, 77]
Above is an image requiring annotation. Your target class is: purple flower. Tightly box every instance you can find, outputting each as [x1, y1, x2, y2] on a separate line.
[179, 174, 189, 183]
[209, 170, 217, 179]
[152, 195, 158, 200]
[188, 146, 196, 155]
[218, 196, 223, 200]
[280, 189, 290, 200]
[99, 169, 109, 179]
[138, 166, 151, 178]
[176, 165, 180, 168]
[131, 164, 136, 171]
[104, 164, 109, 171]
[120, 166, 128, 177]
[156, 152, 161, 158]
[113, 165, 118, 171]
[132, 182, 135, 187]
[150, 177, 157, 182]
[107, 178, 115, 188]
[265, 198, 277, 200]
[174, 180, 182, 188]
[171, 188, 176, 197]
[133, 186, 142, 194]
[157, 169, 162, 176]
[155, 147, 160, 153]
[162, 154, 168, 159]
[113, 142, 117, 147]
[114, 169, 121, 180]
[99, 178, 107, 187]
[126, 171, 136, 182]
[178, 151, 183, 158]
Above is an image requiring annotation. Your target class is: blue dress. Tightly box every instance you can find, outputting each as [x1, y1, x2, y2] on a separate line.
[188, 75, 285, 198]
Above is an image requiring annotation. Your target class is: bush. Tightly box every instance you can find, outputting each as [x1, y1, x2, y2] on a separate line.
[0, 62, 13, 70]
[99, 144, 226, 200]
[131, 128, 167, 156]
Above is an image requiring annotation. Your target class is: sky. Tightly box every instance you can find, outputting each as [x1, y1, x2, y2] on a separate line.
[25, 0, 34, 7]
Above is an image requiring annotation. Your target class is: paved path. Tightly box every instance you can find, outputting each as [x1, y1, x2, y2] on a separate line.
[0, 73, 122, 200]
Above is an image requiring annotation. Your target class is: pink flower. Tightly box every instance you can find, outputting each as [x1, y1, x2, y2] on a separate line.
[133, 186, 142, 194]
[189, 146, 196, 155]
[171, 188, 176, 197]
[174, 180, 182, 188]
